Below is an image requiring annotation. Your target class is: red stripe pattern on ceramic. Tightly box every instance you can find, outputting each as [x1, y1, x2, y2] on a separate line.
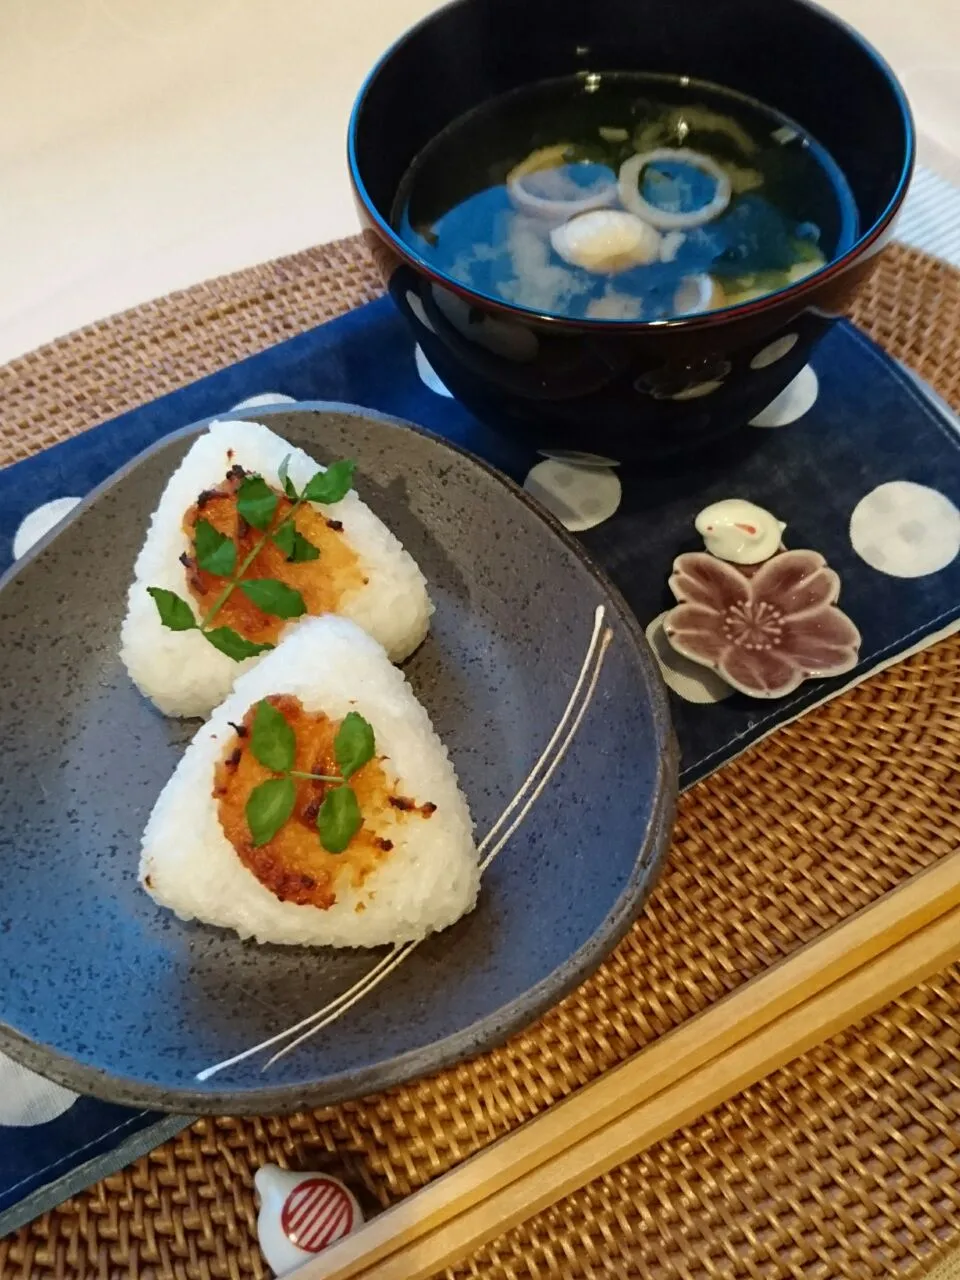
[280, 1177, 356, 1252]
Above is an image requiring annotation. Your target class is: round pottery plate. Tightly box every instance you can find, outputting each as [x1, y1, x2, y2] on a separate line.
[0, 405, 676, 1114]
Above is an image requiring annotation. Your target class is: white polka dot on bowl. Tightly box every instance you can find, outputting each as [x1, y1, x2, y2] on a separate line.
[671, 379, 724, 401]
[750, 366, 819, 428]
[406, 292, 436, 333]
[415, 346, 454, 397]
[537, 449, 621, 470]
[750, 332, 799, 370]
[850, 481, 960, 578]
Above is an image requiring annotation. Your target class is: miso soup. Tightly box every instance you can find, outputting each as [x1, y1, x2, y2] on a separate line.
[392, 72, 858, 321]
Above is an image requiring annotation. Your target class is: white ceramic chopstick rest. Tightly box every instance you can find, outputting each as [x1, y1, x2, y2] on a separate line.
[254, 1165, 363, 1276]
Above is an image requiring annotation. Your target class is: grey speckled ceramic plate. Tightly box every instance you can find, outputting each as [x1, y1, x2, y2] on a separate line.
[0, 404, 676, 1114]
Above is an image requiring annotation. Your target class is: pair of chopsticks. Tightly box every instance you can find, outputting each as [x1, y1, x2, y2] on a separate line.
[295, 848, 960, 1280]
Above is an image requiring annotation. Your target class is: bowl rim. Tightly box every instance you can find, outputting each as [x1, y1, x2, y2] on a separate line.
[347, 0, 916, 332]
[0, 401, 678, 1115]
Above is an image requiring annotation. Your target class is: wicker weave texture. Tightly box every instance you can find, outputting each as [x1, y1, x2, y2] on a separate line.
[0, 239, 380, 466]
[1, 241, 959, 1280]
[448, 970, 960, 1280]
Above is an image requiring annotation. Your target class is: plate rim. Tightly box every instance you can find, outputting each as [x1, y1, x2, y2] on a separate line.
[0, 401, 677, 1113]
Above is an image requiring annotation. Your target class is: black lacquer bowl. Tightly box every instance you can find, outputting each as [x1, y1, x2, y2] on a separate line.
[349, 0, 914, 459]
[0, 405, 676, 1113]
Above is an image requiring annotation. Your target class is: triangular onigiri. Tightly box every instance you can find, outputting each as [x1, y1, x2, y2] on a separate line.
[121, 419, 432, 717]
[140, 616, 479, 948]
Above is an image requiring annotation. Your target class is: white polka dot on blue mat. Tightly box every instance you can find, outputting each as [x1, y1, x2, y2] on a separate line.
[229, 393, 298, 412]
[850, 481, 960, 578]
[0, 1051, 78, 1126]
[13, 496, 81, 560]
[523, 460, 621, 532]
[415, 345, 454, 397]
[750, 365, 819, 428]
[645, 613, 733, 704]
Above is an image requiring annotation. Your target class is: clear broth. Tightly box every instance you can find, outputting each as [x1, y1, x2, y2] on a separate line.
[392, 72, 858, 321]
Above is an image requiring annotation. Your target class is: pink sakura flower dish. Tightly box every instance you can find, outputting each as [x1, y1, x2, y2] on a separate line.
[664, 548, 862, 699]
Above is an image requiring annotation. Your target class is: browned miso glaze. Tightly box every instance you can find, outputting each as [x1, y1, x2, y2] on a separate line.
[213, 695, 434, 909]
[181, 467, 365, 645]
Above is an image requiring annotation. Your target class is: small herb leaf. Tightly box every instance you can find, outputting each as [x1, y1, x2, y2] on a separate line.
[194, 519, 236, 576]
[237, 474, 279, 530]
[239, 578, 306, 619]
[271, 521, 295, 558]
[289, 531, 320, 562]
[147, 587, 197, 631]
[317, 785, 362, 853]
[204, 627, 274, 661]
[334, 711, 376, 779]
[250, 699, 296, 772]
[303, 459, 356, 506]
[246, 776, 296, 847]
[277, 454, 299, 501]
[271, 523, 320, 562]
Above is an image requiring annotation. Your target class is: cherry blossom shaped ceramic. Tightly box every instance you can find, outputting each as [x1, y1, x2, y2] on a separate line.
[663, 549, 861, 698]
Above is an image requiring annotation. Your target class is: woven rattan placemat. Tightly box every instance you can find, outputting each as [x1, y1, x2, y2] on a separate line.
[2, 239, 960, 1280]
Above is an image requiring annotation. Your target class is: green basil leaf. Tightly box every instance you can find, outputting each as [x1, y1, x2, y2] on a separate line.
[203, 627, 274, 661]
[303, 459, 356, 506]
[246, 776, 296, 847]
[271, 521, 296, 558]
[236, 474, 279, 530]
[250, 699, 296, 772]
[317, 785, 362, 853]
[289, 531, 320, 562]
[194, 519, 236, 576]
[334, 711, 376, 779]
[238, 578, 306, 619]
[147, 587, 197, 631]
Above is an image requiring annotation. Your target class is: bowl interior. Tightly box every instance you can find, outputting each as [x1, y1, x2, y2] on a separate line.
[352, 0, 912, 265]
[0, 406, 675, 1112]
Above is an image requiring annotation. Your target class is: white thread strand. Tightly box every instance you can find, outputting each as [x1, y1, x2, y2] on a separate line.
[264, 629, 613, 1066]
[195, 607, 610, 1079]
[480, 629, 613, 872]
[195, 946, 404, 1081]
[478, 605, 606, 854]
[264, 940, 421, 1068]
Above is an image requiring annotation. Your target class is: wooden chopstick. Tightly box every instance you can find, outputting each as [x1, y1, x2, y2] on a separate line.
[359, 904, 960, 1280]
[299, 849, 960, 1280]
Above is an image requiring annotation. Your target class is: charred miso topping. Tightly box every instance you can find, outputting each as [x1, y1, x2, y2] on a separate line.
[388, 796, 438, 817]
